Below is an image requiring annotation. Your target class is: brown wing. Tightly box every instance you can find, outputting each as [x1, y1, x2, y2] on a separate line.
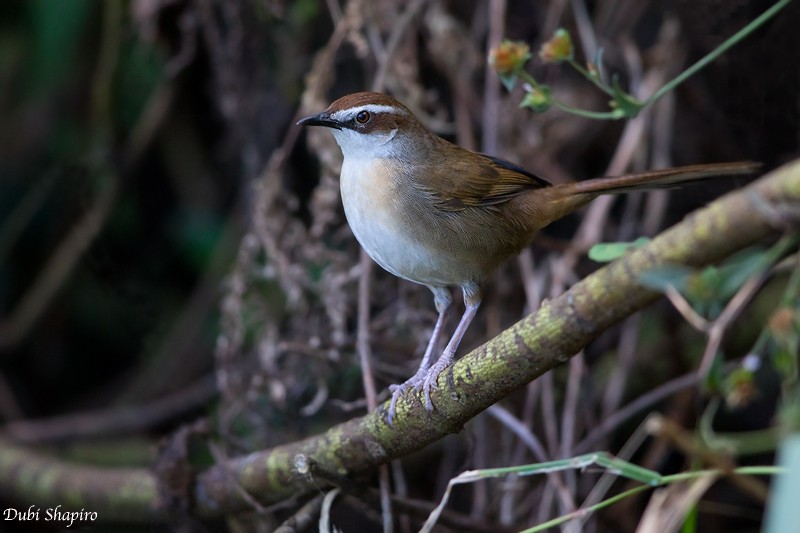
[415, 152, 551, 212]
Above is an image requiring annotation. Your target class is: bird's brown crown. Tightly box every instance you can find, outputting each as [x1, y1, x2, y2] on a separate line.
[325, 91, 409, 115]
[321, 92, 421, 136]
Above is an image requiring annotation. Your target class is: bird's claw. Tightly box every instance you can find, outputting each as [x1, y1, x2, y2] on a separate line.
[386, 359, 451, 426]
[387, 374, 423, 426]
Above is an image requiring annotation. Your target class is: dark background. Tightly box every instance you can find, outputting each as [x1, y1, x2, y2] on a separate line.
[0, 0, 798, 531]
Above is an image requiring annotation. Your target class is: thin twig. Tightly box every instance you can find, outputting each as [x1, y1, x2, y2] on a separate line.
[208, 440, 269, 514]
[698, 272, 769, 376]
[571, 417, 651, 532]
[1, 375, 217, 443]
[274, 495, 325, 533]
[488, 404, 578, 512]
[0, 175, 119, 351]
[646, 415, 770, 503]
[357, 252, 379, 410]
[601, 314, 641, 420]
[576, 371, 702, 453]
[481, 0, 506, 156]
[664, 286, 710, 332]
[370, 0, 428, 93]
[559, 354, 585, 497]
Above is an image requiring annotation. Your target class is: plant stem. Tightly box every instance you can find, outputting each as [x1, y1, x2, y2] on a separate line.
[645, 0, 792, 106]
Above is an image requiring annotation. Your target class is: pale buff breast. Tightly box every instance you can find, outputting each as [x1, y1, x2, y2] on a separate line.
[340, 158, 520, 286]
[339, 156, 486, 288]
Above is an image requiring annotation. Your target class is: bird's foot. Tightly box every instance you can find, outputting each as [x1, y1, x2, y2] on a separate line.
[387, 376, 419, 426]
[386, 355, 453, 426]
[420, 357, 451, 413]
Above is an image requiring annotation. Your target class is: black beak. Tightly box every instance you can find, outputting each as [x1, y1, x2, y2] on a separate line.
[297, 112, 342, 130]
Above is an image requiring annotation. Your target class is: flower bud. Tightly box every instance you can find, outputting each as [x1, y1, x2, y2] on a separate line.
[539, 28, 574, 63]
[489, 40, 531, 75]
[520, 84, 551, 112]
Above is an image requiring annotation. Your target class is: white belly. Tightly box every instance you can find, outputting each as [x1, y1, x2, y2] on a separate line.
[340, 159, 453, 287]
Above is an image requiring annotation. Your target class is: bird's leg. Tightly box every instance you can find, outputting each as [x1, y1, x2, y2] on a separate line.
[415, 287, 453, 373]
[387, 286, 452, 425]
[421, 282, 482, 412]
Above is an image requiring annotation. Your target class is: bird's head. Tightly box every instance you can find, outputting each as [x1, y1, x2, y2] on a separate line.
[298, 92, 426, 159]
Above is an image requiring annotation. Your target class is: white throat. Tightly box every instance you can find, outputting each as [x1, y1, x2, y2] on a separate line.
[330, 127, 399, 159]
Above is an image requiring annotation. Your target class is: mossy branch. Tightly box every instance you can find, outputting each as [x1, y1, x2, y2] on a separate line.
[1, 160, 798, 522]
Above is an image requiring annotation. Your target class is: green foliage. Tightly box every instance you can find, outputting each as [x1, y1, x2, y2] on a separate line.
[609, 74, 644, 117]
[491, 0, 793, 120]
[519, 84, 551, 112]
[589, 237, 650, 263]
[639, 238, 798, 319]
[289, 0, 321, 25]
[422, 450, 783, 533]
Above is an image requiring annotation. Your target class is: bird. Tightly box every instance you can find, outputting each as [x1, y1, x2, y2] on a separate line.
[298, 91, 757, 424]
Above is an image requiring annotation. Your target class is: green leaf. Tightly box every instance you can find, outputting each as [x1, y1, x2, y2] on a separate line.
[703, 351, 725, 393]
[421, 452, 663, 533]
[638, 264, 695, 293]
[608, 74, 644, 118]
[499, 72, 517, 91]
[520, 84, 551, 112]
[716, 246, 770, 299]
[589, 237, 650, 262]
[717, 236, 799, 300]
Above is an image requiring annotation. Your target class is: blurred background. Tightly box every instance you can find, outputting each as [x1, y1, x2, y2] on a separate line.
[0, 0, 798, 531]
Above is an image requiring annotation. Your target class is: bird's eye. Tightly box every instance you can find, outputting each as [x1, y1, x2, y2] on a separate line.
[355, 110, 371, 124]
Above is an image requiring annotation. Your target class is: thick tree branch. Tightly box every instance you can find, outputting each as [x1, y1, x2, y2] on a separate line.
[0, 442, 161, 521]
[0, 160, 797, 522]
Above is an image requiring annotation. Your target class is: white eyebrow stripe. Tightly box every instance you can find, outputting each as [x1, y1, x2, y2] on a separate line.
[330, 104, 404, 122]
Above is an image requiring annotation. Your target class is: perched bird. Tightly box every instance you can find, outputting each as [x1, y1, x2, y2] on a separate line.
[299, 91, 756, 424]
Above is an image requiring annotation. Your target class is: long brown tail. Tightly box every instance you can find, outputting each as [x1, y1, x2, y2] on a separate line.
[530, 161, 760, 230]
[555, 161, 760, 197]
